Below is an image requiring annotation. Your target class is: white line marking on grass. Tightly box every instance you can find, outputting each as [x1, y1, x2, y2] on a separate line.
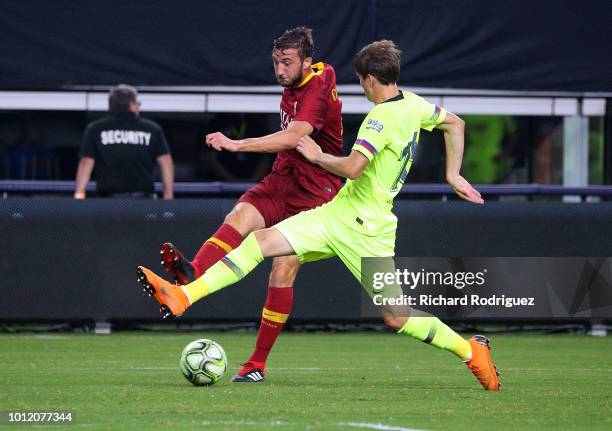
[271, 367, 355, 372]
[340, 422, 427, 431]
[127, 366, 454, 372]
[199, 420, 287, 427]
[268, 367, 440, 372]
[31, 335, 68, 339]
[504, 367, 612, 372]
[269, 367, 322, 371]
[272, 366, 612, 373]
[129, 366, 176, 370]
[128, 366, 612, 371]
[129, 366, 401, 372]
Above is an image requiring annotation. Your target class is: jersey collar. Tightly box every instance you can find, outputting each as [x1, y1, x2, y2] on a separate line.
[295, 62, 325, 88]
[382, 90, 404, 104]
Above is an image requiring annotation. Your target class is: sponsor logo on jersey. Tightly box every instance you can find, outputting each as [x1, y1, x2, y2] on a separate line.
[280, 109, 292, 131]
[365, 118, 384, 132]
[100, 130, 151, 146]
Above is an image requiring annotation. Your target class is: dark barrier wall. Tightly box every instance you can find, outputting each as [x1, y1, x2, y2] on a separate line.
[1, 1, 611, 91]
[1, 199, 612, 321]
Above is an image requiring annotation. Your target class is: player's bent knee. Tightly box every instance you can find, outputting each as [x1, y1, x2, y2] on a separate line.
[224, 204, 264, 235]
[223, 211, 241, 231]
[269, 258, 300, 287]
[223, 210, 246, 231]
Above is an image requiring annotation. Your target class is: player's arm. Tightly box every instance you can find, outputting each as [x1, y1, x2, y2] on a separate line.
[435, 112, 484, 204]
[206, 121, 313, 153]
[74, 157, 95, 199]
[157, 153, 174, 199]
[296, 135, 369, 180]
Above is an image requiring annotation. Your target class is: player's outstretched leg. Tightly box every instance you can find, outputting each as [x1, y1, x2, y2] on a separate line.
[160, 224, 244, 284]
[137, 266, 191, 319]
[139, 232, 274, 318]
[191, 223, 244, 275]
[394, 313, 500, 391]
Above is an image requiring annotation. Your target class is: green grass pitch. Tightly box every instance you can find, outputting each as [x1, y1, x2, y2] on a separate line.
[1, 332, 611, 430]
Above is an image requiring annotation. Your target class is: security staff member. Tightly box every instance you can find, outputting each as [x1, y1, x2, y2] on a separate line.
[74, 84, 174, 199]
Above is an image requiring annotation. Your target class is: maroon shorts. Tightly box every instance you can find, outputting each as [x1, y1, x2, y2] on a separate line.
[238, 171, 339, 227]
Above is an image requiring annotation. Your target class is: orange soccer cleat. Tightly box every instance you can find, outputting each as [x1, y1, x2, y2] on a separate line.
[466, 335, 501, 391]
[137, 266, 191, 319]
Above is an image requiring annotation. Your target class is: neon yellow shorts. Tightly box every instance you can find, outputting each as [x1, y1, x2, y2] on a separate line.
[274, 201, 396, 288]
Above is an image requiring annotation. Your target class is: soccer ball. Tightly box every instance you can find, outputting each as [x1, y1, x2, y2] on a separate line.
[179, 339, 227, 386]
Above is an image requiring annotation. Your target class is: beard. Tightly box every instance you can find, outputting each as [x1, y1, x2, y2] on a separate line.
[276, 69, 304, 88]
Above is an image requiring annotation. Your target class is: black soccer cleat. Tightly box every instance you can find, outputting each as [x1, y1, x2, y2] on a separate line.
[160, 242, 196, 285]
[230, 368, 265, 383]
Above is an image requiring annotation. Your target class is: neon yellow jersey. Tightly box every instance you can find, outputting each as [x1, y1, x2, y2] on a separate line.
[332, 91, 446, 235]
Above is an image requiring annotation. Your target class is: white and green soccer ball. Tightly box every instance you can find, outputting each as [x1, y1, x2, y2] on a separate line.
[179, 339, 227, 386]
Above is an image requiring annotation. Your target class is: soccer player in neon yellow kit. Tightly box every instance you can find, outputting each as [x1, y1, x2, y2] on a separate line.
[137, 40, 500, 391]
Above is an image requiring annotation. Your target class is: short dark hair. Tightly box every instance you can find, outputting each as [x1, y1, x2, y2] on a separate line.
[354, 40, 401, 85]
[109, 84, 138, 112]
[272, 26, 314, 60]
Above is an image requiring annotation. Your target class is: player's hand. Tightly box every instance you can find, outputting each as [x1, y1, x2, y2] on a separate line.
[296, 135, 322, 163]
[205, 132, 240, 152]
[447, 174, 484, 204]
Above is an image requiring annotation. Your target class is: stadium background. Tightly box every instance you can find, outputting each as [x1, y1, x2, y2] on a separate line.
[1, 0, 610, 329]
[1, 2, 612, 430]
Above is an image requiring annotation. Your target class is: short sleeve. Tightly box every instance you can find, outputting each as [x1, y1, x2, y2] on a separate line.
[153, 125, 170, 157]
[292, 82, 328, 132]
[352, 109, 388, 161]
[419, 98, 447, 131]
[78, 124, 96, 159]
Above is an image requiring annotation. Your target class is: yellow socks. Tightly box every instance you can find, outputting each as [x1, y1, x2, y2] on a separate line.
[399, 316, 472, 361]
[184, 233, 264, 303]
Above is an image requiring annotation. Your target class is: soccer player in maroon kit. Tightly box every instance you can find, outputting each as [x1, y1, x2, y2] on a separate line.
[159, 27, 343, 382]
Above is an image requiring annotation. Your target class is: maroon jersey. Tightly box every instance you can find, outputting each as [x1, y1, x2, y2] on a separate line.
[274, 62, 343, 196]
